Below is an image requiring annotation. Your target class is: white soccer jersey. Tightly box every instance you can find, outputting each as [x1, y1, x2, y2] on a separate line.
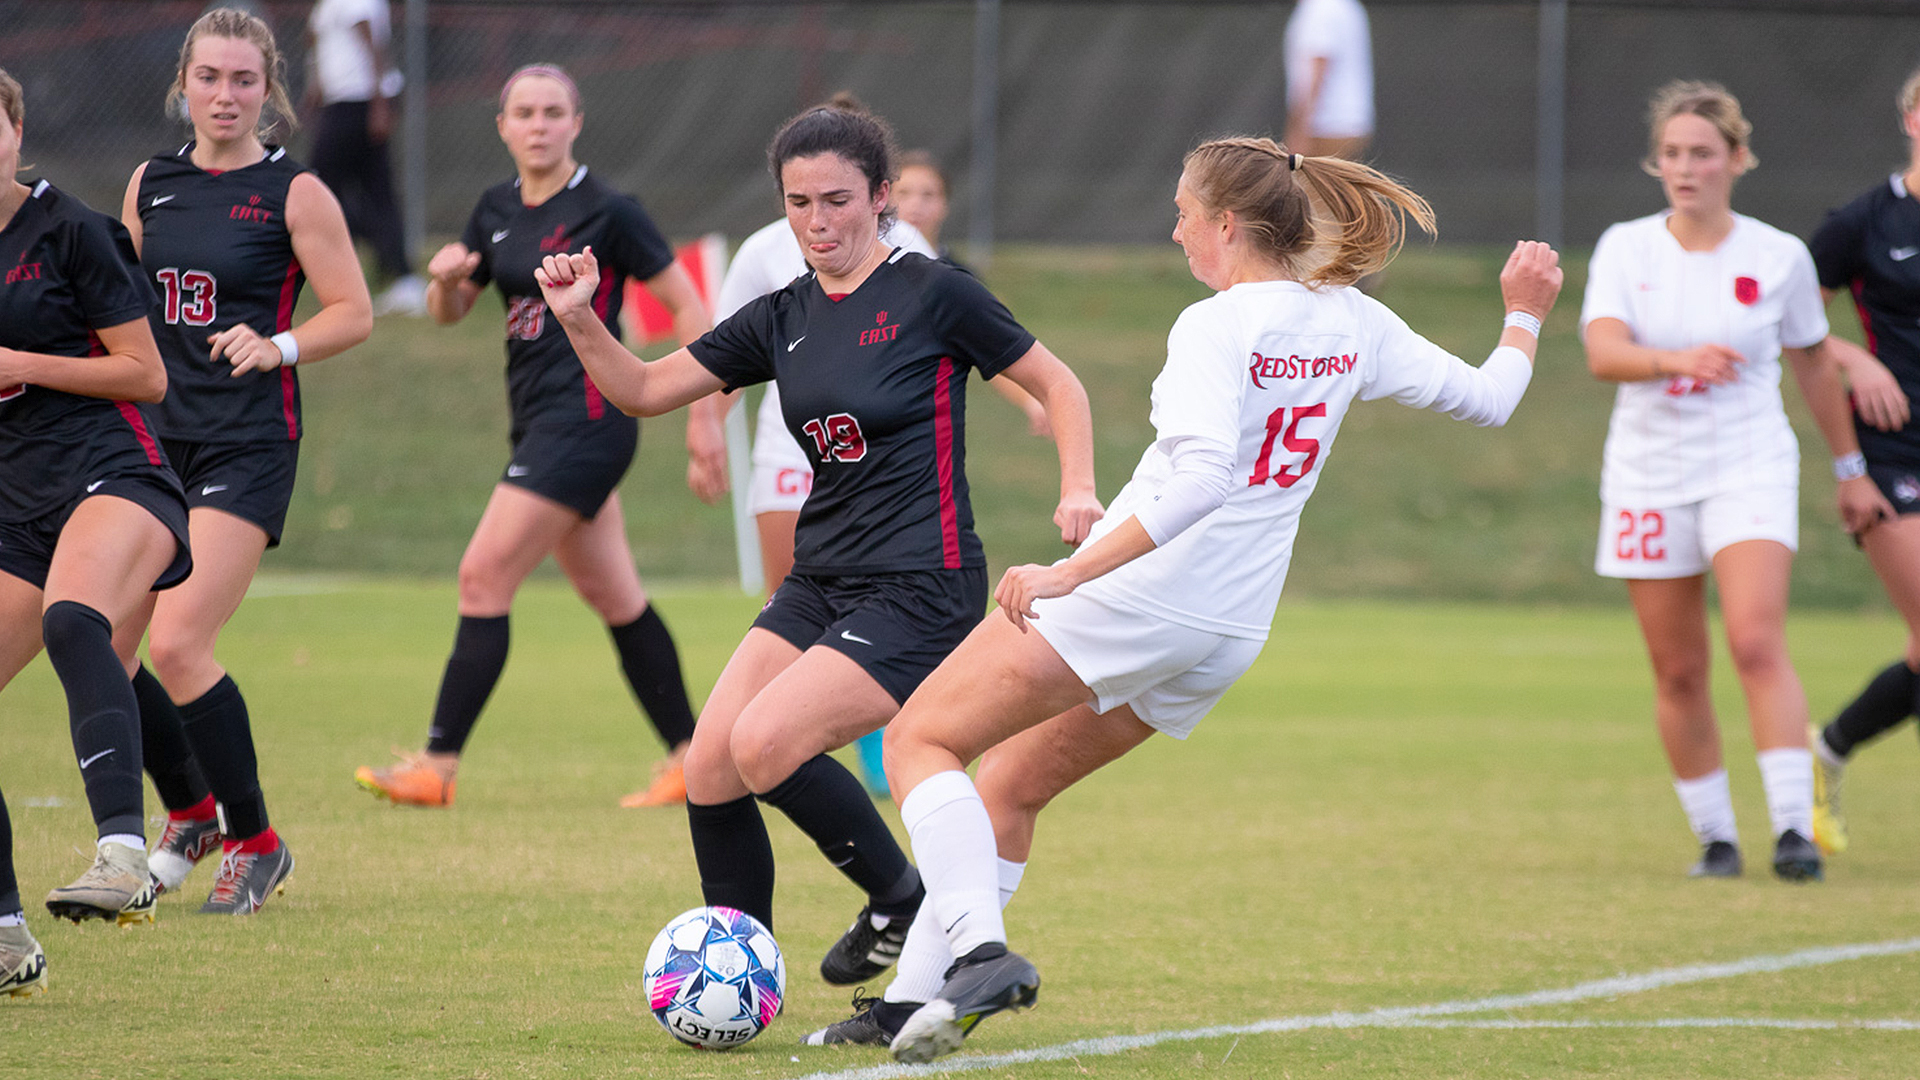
[716, 218, 938, 480]
[1075, 281, 1527, 639]
[1284, 0, 1374, 139]
[1581, 212, 1829, 507]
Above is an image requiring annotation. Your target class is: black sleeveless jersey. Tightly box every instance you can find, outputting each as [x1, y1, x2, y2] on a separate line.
[0, 181, 165, 521]
[136, 143, 308, 443]
[458, 166, 675, 434]
[1810, 177, 1920, 466]
[690, 249, 1035, 575]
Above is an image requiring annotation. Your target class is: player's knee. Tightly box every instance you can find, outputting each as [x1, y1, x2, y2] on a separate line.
[455, 554, 515, 609]
[144, 626, 209, 689]
[1723, 627, 1788, 678]
[41, 600, 111, 660]
[976, 750, 1057, 821]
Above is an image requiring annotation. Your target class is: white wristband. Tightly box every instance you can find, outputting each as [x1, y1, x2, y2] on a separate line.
[1833, 451, 1868, 482]
[1502, 310, 1542, 338]
[269, 331, 299, 367]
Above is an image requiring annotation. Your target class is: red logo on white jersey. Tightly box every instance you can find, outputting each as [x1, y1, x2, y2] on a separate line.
[1247, 351, 1357, 390]
[1733, 276, 1760, 305]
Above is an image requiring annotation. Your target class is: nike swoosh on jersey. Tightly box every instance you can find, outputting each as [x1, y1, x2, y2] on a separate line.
[492, 229, 511, 243]
[1892, 246, 1919, 261]
[150, 194, 175, 207]
[506, 464, 530, 477]
[787, 336, 806, 352]
[85, 479, 106, 492]
[201, 484, 228, 496]
[79, 749, 115, 769]
[839, 629, 873, 646]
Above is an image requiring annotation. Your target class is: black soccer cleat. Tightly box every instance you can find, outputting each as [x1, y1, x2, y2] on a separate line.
[889, 943, 1039, 1064]
[1687, 840, 1742, 879]
[1771, 829, 1824, 882]
[820, 901, 916, 985]
[801, 991, 920, 1046]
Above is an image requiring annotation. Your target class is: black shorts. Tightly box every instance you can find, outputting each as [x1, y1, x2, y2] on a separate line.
[1866, 460, 1920, 517]
[754, 566, 988, 706]
[0, 467, 192, 592]
[503, 417, 637, 519]
[162, 438, 300, 547]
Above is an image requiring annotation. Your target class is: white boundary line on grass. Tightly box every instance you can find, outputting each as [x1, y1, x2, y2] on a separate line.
[792, 936, 1920, 1079]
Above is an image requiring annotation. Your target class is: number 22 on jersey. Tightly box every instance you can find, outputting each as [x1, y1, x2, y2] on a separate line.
[155, 267, 217, 326]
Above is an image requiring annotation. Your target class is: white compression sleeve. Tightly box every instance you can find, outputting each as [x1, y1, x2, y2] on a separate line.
[1425, 344, 1533, 427]
[1131, 436, 1237, 546]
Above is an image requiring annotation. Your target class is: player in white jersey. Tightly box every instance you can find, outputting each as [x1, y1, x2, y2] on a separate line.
[799, 136, 1562, 1060]
[1581, 82, 1881, 884]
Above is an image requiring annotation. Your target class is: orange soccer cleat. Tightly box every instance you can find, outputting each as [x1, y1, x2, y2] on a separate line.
[620, 757, 687, 808]
[354, 750, 458, 807]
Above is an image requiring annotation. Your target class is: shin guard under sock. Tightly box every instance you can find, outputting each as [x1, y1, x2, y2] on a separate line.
[134, 665, 211, 812]
[761, 754, 919, 912]
[425, 614, 510, 755]
[687, 795, 777, 929]
[609, 607, 697, 747]
[179, 675, 269, 841]
[43, 601, 144, 839]
[1823, 660, 1916, 757]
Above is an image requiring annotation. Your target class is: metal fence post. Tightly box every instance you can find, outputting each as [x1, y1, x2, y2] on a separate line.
[968, 0, 999, 272]
[403, 0, 428, 265]
[1535, 0, 1566, 247]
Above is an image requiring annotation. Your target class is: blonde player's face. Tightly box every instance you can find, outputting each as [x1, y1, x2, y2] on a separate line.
[0, 119, 20, 191]
[1655, 113, 1745, 217]
[782, 152, 888, 279]
[893, 165, 949, 244]
[183, 35, 268, 147]
[1172, 172, 1231, 290]
[497, 76, 582, 178]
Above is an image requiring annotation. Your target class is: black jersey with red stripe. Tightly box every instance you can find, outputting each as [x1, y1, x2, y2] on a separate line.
[691, 249, 1035, 575]
[1810, 176, 1920, 466]
[458, 166, 675, 434]
[0, 180, 166, 521]
[136, 143, 308, 442]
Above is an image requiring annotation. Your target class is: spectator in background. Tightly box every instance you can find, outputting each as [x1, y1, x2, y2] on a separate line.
[305, 0, 424, 315]
[1283, 0, 1373, 161]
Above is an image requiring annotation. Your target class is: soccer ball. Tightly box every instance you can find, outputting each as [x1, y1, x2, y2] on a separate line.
[643, 905, 786, 1049]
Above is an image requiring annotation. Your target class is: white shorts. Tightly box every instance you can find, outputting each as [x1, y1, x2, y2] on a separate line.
[1594, 486, 1798, 579]
[1029, 584, 1266, 740]
[747, 384, 813, 517]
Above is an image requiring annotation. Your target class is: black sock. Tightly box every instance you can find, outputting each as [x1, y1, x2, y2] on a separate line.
[609, 606, 697, 748]
[425, 615, 510, 755]
[42, 601, 144, 840]
[178, 675, 269, 841]
[687, 795, 776, 930]
[134, 665, 210, 812]
[1823, 660, 1917, 757]
[760, 754, 921, 913]
[0, 788, 18, 916]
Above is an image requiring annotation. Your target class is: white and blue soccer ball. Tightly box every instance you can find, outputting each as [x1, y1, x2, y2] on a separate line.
[643, 905, 786, 1050]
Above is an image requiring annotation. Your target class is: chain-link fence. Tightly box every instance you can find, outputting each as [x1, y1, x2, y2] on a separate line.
[3, 0, 1916, 261]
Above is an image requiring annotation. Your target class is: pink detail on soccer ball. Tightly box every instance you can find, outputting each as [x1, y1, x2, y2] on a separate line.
[649, 972, 690, 1010]
[758, 991, 782, 1027]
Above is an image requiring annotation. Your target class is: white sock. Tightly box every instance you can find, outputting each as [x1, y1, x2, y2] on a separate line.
[1812, 733, 1846, 770]
[887, 853, 1029, 1006]
[1757, 747, 1814, 838]
[97, 833, 145, 853]
[886, 855, 1029, 1005]
[899, 771, 1004, 962]
[1672, 769, 1738, 846]
[0, 912, 23, 928]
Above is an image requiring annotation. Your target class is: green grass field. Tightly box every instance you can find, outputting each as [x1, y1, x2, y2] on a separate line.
[2, 580, 1917, 1079]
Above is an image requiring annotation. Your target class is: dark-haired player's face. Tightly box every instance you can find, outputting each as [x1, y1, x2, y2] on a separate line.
[497, 76, 582, 177]
[782, 153, 888, 280]
[183, 35, 267, 145]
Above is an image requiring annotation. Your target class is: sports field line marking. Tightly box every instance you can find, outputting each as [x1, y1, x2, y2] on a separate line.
[791, 936, 1920, 1079]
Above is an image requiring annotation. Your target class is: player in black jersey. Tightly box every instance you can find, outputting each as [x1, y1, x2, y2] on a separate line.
[0, 69, 186, 975]
[353, 64, 710, 811]
[536, 104, 1100, 991]
[1806, 64, 1920, 851]
[116, 9, 373, 916]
